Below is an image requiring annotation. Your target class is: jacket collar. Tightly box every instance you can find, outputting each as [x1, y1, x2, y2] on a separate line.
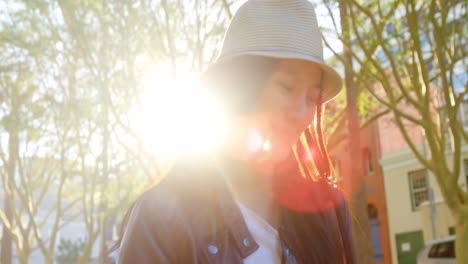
[217, 177, 259, 258]
[183, 159, 260, 259]
[212, 163, 260, 258]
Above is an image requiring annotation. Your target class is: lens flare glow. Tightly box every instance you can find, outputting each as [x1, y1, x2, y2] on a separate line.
[262, 140, 271, 152]
[131, 66, 228, 160]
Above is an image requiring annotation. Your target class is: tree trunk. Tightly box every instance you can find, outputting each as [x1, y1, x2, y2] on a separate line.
[44, 254, 54, 264]
[98, 73, 110, 264]
[17, 245, 31, 264]
[340, 0, 375, 263]
[18, 252, 28, 264]
[79, 240, 93, 264]
[1, 86, 20, 264]
[1, 154, 15, 264]
[454, 209, 468, 263]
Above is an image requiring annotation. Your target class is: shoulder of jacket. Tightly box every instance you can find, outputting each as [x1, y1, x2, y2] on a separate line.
[136, 159, 220, 215]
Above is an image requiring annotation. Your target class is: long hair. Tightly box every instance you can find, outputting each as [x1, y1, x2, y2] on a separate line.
[294, 87, 334, 184]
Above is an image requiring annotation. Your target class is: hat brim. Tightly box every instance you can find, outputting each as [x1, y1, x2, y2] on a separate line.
[201, 51, 342, 103]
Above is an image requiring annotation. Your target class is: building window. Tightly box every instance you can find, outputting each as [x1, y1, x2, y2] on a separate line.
[367, 204, 383, 262]
[408, 169, 429, 210]
[458, 100, 468, 129]
[364, 148, 374, 176]
[448, 226, 455, 235]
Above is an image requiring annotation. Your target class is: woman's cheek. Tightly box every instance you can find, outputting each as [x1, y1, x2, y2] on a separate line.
[267, 136, 291, 162]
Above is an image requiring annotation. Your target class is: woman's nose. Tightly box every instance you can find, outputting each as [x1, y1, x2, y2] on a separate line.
[287, 95, 309, 125]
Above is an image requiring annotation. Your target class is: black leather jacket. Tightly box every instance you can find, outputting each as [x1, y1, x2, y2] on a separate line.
[118, 160, 356, 264]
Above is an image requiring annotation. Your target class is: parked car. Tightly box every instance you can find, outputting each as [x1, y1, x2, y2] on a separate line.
[417, 235, 456, 264]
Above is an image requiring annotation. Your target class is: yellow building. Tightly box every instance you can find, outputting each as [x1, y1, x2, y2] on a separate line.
[380, 139, 468, 263]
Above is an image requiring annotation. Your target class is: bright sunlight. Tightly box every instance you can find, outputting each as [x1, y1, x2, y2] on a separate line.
[131, 64, 228, 160]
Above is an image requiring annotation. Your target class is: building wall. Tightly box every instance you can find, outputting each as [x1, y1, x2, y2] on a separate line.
[419, 202, 456, 240]
[331, 107, 468, 263]
[361, 122, 393, 264]
[327, 110, 468, 264]
[330, 121, 392, 264]
[381, 147, 426, 264]
[378, 111, 424, 155]
[380, 140, 468, 264]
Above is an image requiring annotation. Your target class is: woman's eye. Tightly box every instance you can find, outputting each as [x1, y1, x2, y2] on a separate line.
[278, 81, 293, 93]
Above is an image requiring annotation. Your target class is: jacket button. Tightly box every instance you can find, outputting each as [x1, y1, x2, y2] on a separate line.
[207, 244, 218, 255]
[243, 238, 251, 247]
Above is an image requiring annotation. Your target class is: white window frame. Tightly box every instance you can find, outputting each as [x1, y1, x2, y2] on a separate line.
[408, 169, 429, 210]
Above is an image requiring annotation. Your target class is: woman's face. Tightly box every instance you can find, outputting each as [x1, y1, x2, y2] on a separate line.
[239, 59, 322, 163]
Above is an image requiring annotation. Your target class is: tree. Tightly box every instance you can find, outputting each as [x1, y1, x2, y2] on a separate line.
[2, 0, 389, 262]
[340, 0, 375, 263]
[313, 1, 393, 262]
[55, 238, 85, 264]
[54, 0, 229, 260]
[0, 1, 145, 262]
[2, 0, 230, 263]
[323, 0, 468, 262]
[0, 11, 84, 262]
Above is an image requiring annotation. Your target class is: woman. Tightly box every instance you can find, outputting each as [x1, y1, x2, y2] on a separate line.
[118, 0, 357, 263]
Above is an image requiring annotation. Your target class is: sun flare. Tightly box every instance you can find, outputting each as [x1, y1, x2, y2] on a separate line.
[131, 65, 228, 160]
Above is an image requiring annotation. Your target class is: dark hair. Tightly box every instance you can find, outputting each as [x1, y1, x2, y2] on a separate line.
[201, 55, 277, 114]
[110, 55, 334, 254]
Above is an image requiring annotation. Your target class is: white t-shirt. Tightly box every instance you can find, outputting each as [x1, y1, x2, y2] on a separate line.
[237, 201, 282, 264]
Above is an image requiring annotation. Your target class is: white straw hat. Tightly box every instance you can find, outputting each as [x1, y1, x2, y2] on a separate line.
[203, 0, 342, 103]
